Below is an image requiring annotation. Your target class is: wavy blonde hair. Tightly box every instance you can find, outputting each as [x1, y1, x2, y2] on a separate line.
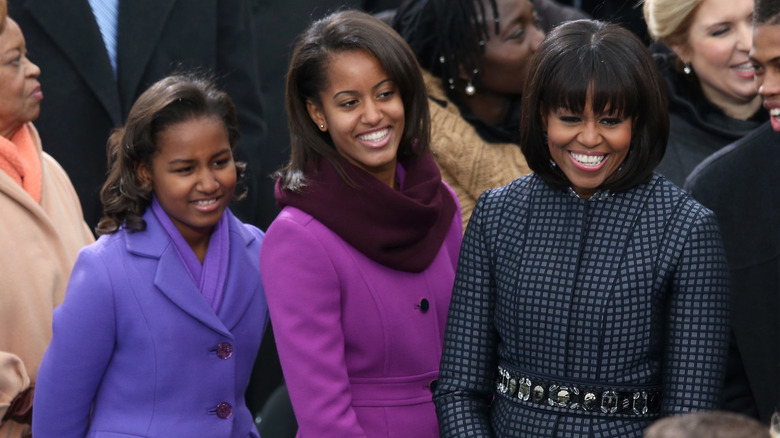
[642, 0, 702, 46]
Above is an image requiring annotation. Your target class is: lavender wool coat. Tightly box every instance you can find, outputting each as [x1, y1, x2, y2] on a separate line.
[260, 196, 463, 438]
[32, 209, 268, 438]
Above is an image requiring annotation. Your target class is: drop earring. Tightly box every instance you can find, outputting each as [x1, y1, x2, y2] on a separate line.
[683, 63, 692, 75]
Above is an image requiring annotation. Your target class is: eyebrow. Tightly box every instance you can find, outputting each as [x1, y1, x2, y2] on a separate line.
[166, 148, 231, 166]
[332, 78, 393, 100]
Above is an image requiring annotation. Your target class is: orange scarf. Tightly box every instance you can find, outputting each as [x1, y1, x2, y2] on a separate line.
[0, 124, 42, 202]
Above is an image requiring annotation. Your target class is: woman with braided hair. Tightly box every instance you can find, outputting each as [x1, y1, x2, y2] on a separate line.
[393, 0, 584, 228]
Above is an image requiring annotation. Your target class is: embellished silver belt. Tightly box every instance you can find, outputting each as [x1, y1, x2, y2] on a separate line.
[496, 365, 661, 416]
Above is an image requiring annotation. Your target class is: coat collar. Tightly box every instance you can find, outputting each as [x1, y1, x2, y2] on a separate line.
[125, 207, 260, 336]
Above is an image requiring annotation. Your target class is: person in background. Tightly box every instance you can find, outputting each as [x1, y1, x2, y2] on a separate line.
[643, 0, 767, 186]
[7, 0, 268, 230]
[261, 10, 462, 437]
[643, 411, 772, 438]
[0, 8, 94, 437]
[434, 19, 730, 437]
[685, 0, 780, 424]
[393, 0, 550, 228]
[32, 74, 268, 437]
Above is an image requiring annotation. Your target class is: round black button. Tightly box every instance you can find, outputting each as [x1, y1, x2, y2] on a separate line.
[428, 379, 438, 393]
[418, 298, 429, 313]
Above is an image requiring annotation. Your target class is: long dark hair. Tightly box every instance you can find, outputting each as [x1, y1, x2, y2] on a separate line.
[519, 19, 668, 194]
[97, 73, 245, 235]
[279, 9, 430, 192]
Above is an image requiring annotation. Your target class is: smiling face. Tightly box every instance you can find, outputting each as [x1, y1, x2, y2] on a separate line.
[0, 18, 43, 139]
[478, 0, 544, 96]
[306, 49, 405, 188]
[673, 0, 758, 112]
[138, 116, 237, 248]
[546, 98, 633, 199]
[750, 24, 780, 131]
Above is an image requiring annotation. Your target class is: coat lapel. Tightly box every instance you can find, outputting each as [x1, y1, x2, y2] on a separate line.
[115, 0, 176, 110]
[216, 213, 262, 331]
[22, 0, 122, 125]
[126, 209, 231, 338]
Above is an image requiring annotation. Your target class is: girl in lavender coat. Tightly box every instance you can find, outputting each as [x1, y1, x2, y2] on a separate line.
[32, 74, 268, 437]
[260, 10, 463, 438]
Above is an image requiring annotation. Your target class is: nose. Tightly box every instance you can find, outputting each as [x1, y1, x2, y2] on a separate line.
[362, 100, 383, 125]
[529, 25, 544, 52]
[25, 57, 41, 79]
[759, 70, 780, 98]
[577, 122, 602, 148]
[197, 168, 220, 193]
[736, 23, 752, 52]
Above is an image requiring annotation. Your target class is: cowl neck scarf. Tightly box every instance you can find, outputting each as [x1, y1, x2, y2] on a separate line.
[151, 196, 230, 312]
[0, 123, 42, 202]
[275, 153, 457, 273]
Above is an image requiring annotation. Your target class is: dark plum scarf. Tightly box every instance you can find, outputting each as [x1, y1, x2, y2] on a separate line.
[275, 153, 456, 273]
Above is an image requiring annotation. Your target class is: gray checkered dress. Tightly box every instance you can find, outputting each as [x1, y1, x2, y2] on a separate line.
[434, 173, 730, 437]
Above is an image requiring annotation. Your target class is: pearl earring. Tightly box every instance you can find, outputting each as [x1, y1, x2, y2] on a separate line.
[465, 81, 476, 96]
[683, 63, 692, 75]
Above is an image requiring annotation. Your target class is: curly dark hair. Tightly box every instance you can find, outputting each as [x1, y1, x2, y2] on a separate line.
[519, 19, 668, 194]
[279, 9, 430, 191]
[97, 73, 245, 235]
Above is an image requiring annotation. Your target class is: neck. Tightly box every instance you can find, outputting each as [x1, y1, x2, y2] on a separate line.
[701, 87, 763, 121]
[461, 88, 512, 127]
[180, 228, 213, 263]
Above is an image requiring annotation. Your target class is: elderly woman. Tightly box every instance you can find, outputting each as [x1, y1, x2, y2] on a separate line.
[644, 0, 767, 186]
[0, 11, 93, 438]
[434, 20, 730, 437]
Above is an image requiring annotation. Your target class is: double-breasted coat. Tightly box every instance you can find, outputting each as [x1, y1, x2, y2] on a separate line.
[435, 174, 730, 437]
[32, 209, 268, 437]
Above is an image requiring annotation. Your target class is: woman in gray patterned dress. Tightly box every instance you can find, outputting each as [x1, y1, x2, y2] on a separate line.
[434, 19, 730, 437]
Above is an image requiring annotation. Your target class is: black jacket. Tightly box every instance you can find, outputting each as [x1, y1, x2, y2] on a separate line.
[686, 122, 780, 423]
[653, 46, 767, 187]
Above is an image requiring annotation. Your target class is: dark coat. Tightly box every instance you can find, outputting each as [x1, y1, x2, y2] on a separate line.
[652, 47, 767, 188]
[685, 121, 780, 423]
[8, 0, 268, 228]
[435, 174, 731, 437]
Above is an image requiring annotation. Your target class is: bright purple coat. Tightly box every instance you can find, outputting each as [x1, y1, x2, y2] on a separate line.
[261, 196, 462, 438]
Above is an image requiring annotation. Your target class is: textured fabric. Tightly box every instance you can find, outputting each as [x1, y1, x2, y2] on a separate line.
[651, 46, 767, 187]
[685, 121, 780, 423]
[423, 70, 532, 230]
[276, 154, 457, 273]
[0, 124, 42, 202]
[261, 184, 462, 438]
[0, 123, 93, 438]
[435, 173, 730, 437]
[32, 208, 267, 438]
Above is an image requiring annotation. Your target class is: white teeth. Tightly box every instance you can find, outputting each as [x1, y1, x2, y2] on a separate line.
[570, 152, 606, 166]
[771, 108, 780, 117]
[733, 62, 754, 71]
[194, 199, 217, 206]
[359, 128, 389, 142]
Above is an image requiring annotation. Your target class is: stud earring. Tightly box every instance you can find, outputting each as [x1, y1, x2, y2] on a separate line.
[465, 81, 476, 96]
[683, 63, 692, 75]
[319, 124, 325, 131]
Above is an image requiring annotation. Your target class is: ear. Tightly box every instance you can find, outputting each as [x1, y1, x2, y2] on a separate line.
[306, 99, 327, 132]
[669, 42, 690, 65]
[136, 164, 152, 190]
